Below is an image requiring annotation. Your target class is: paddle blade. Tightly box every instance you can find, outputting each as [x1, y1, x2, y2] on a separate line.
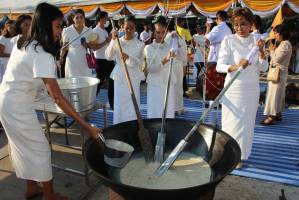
[154, 131, 166, 163]
[138, 128, 154, 162]
[155, 139, 188, 177]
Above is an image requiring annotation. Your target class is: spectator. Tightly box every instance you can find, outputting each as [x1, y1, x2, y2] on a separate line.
[0, 20, 16, 83]
[261, 24, 293, 125]
[193, 26, 205, 93]
[11, 14, 32, 45]
[91, 11, 114, 109]
[140, 22, 152, 45]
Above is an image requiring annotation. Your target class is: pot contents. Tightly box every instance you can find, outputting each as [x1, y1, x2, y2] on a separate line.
[118, 151, 212, 189]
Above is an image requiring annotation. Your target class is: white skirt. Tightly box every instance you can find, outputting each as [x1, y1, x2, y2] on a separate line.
[113, 80, 141, 125]
[221, 85, 259, 160]
[147, 84, 175, 119]
[0, 102, 52, 182]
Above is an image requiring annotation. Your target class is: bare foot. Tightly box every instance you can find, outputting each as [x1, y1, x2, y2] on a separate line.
[43, 193, 70, 200]
[235, 162, 243, 169]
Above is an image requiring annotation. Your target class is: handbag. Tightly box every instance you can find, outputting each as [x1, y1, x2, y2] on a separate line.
[267, 62, 280, 83]
[86, 48, 98, 69]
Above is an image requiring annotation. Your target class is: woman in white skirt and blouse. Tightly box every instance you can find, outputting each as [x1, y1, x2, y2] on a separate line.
[60, 9, 93, 77]
[105, 16, 145, 124]
[217, 8, 268, 168]
[0, 3, 101, 200]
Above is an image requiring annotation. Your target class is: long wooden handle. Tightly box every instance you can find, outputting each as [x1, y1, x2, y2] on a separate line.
[110, 20, 144, 129]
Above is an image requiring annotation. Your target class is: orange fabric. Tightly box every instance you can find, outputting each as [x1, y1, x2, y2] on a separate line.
[158, 0, 190, 10]
[59, 6, 72, 14]
[267, 7, 284, 41]
[289, 0, 299, 7]
[193, 0, 234, 12]
[100, 3, 125, 13]
[241, 0, 283, 12]
[126, 1, 157, 10]
[72, 5, 98, 13]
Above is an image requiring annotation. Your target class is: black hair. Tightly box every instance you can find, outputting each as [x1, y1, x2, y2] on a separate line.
[15, 14, 32, 34]
[216, 10, 228, 21]
[124, 15, 136, 25]
[2, 20, 15, 38]
[273, 24, 290, 41]
[73, 9, 85, 18]
[153, 16, 167, 28]
[96, 11, 108, 23]
[17, 2, 63, 57]
[253, 15, 262, 31]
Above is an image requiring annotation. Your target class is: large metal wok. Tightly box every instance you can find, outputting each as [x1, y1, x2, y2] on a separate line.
[84, 119, 241, 200]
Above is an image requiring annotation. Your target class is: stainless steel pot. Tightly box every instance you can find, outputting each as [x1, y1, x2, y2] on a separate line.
[57, 76, 100, 112]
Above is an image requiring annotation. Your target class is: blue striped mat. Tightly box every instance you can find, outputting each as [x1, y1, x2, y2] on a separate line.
[91, 88, 299, 187]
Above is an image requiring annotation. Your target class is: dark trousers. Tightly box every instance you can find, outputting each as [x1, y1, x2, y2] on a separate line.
[96, 59, 115, 109]
[194, 62, 204, 93]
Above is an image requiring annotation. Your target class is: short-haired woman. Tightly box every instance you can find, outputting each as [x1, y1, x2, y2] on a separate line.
[261, 24, 293, 125]
[105, 16, 145, 124]
[0, 3, 101, 200]
[217, 8, 268, 168]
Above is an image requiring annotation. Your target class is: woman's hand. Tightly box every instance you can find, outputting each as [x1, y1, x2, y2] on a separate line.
[87, 125, 103, 141]
[162, 51, 176, 65]
[121, 53, 129, 61]
[256, 39, 265, 52]
[111, 30, 118, 40]
[239, 58, 249, 68]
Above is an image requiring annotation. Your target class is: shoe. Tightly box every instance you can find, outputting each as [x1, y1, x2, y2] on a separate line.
[260, 116, 275, 125]
[235, 162, 243, 169]
[275, 115, 282, 121]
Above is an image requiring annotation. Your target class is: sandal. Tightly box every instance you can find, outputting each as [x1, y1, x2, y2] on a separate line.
[260, 116, 275, 125]
[275, 115, 282, 121]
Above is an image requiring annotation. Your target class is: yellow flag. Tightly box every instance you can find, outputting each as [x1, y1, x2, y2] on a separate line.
[268, 7, 284, 41]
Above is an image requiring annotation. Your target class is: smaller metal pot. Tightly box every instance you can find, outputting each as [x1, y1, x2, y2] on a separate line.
[98, 134, 134, 168]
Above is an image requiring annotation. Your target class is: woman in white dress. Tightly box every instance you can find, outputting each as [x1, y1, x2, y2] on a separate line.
[217, 8, 268, 167]
[10, 14, 32, 46]
[164, 22, 187, 115]
[60, 9, 93, 77]
[0, 3, 101, 200]
[0, 20, 16, 83]
[105, 16, 145, 124]
[145, 16, 183, 119]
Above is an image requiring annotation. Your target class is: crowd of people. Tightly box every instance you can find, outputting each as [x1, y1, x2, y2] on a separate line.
[0, 2, 297, 199]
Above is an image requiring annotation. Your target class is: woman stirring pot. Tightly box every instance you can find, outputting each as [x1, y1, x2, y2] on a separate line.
[0, 3, 102, 200]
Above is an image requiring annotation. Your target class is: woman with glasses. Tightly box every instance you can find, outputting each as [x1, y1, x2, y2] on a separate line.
[216, 8, 268, 168]
[60, 9, 93, 77]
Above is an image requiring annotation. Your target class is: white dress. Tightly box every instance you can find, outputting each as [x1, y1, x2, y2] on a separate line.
[0, 41, 57, 181]
[0, 36, 14, 83]
[217, 34, 268, 160]
[105, 37, 145, 124]
[62, 25, 93, 77]
[144, 41, 180, 119]
[165, 33, 186, 112]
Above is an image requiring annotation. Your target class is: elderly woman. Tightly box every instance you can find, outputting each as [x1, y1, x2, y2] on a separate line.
[216, 8, 268, 168]
[60, 9, 93, 77]
[261, 24, 293, 125]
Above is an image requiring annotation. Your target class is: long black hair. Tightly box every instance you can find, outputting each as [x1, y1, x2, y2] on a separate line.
[17, 3, 63, 57]
[273, 24, 290, 41]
